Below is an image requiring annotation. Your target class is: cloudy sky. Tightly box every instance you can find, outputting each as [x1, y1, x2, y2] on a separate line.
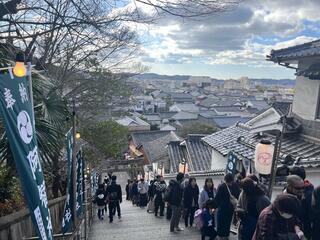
[132, 0, 320, 79]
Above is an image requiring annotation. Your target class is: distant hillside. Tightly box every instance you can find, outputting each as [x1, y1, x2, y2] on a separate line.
[134, 73, 190, 81]
[133, 73, 296, 86]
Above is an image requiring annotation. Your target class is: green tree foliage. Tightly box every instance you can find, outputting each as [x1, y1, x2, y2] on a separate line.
[82, 120, 129, 162]
[180, 123, 217, 138]
[0, 165, 24, 216]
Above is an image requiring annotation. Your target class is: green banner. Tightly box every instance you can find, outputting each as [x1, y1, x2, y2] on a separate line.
[76, 150, 84, 216]
[0, 73, 53, 239]
[62, 129, 73, 233]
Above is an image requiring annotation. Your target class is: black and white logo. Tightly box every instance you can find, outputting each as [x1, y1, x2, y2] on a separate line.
[17, 110, 33, 144]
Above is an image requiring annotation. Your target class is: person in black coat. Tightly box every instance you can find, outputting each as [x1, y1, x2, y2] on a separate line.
[213, 173, 237, 239]
[183, 177, 199, 228]
[95, 184, 107, 220]
[106, 175, 122, 223]
[311, 186, 320, 240]
[125, 180, 131, 201]
[165, 172, 184, 232]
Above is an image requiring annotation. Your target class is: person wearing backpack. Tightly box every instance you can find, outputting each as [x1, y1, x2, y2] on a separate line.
[164, 172, 184, 232]
[95, 184, 107, 220]
[183, 177, 199, 228]
[201, 199, 217, 240]
[236, 177, 270, 240]
[106, 175, 122, 223]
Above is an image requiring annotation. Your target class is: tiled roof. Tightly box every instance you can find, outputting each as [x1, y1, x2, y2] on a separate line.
[198, 98, 218, 108]
[185, 135, 212, 171]
[296, 63, 320, 80]
[170, 103, 199, 112]
[202, 125, 254, 156]
[143, 132, 181, 163]
[131, 130, 171, 147]
[160, 124, 176, 131]
[159, 111, 178, 119]
[272, 102, 292, 116]
[170, 92, 193, 99]
[211, 116, 251, 129]
[267, 39, 320, 63]
[199, 110, 219, 118]
[144, 114, 162, 121]
[202, 125, 320, 168]
[215, 99, 240, 107]
[116, 116, 149, 126]
[167, 134, 212, 173]
[167, 141, 188, 173]
[212, 106, 243, 112]
[171, 111, 198, 120]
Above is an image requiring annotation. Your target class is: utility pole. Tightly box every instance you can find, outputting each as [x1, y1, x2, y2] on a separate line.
[72, 99, 78, 227]
[268, 115, 286, 199]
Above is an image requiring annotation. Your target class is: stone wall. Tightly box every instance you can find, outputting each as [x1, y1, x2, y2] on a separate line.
[0, 196, 66, 240]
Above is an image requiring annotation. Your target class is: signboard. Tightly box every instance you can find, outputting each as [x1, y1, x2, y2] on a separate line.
[76, 150, 84, 216]
[0, 74, 53, 239]
[62, 129, 73, 233]
[226, 151, 238, 175]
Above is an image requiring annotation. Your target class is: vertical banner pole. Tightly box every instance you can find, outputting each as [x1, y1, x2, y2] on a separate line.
[27, 62, 35, 128]
[72, 98, 78, 227]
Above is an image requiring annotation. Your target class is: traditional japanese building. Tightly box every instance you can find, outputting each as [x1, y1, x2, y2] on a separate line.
[164, 39, 320, 190]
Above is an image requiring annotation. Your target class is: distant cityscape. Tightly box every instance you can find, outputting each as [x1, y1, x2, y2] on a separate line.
[113, 73, 295, 132]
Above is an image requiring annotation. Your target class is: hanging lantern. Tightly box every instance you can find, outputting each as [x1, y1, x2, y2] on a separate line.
[13, 53, 27, 77]
[254, 140, 274, 175]
[179, 162, 189, 174]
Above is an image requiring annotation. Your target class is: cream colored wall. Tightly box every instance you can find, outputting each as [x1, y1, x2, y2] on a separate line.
[292, 76, 320, 120]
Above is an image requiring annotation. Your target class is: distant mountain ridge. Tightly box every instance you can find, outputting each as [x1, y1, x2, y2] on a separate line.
[133, 73, 296, 86]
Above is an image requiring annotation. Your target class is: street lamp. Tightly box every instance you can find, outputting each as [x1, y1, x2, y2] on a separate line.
[159, 163, 163, 176]
[179, 158, 188, 174]
[75, 132, 81, 139]
[13, 53, 27, 77]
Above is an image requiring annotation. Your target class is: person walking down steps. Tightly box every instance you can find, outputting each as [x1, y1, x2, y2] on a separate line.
[106, 175, 122, 223]
[95, 184, 107, 220]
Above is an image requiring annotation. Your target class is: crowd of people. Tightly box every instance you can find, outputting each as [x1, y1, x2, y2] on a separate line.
[96, 166, 320, 240]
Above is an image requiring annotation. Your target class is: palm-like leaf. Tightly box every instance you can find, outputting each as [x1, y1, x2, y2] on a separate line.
[0, 67, 68, 172]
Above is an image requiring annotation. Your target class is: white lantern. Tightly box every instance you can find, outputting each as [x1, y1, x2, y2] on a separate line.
[179, 162, 189, 174]
[254, 140, 274, 175]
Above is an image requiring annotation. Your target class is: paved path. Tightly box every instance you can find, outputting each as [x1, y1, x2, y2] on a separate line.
[89, 201, 237, 240]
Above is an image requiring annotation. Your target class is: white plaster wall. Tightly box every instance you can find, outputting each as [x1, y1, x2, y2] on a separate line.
[211, 149, 228, 170]
[292, 76, 320, 120]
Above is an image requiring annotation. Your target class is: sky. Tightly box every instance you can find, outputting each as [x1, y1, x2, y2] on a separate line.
[128, 0, 320, 79]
